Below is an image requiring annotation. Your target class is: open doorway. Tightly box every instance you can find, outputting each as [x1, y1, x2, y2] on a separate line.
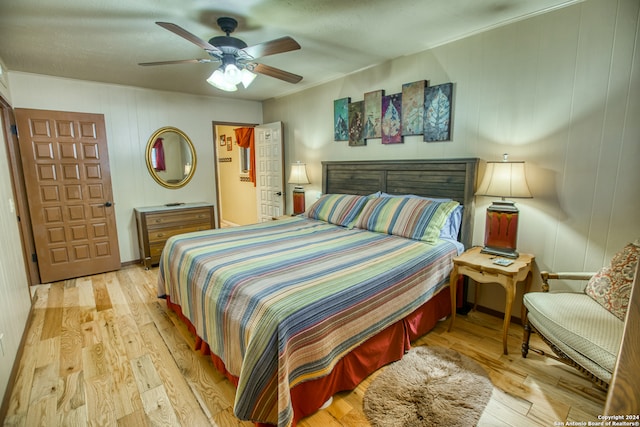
[213, 122, 258, 227]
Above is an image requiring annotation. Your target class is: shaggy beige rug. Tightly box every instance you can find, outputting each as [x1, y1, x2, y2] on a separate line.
[363, 346, 493, 427]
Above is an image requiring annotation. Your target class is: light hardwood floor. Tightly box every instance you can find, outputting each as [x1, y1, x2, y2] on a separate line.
[3, 264, 607, 426]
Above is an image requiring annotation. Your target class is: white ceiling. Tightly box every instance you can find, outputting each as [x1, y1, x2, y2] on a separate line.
[0, 0, 582, 102]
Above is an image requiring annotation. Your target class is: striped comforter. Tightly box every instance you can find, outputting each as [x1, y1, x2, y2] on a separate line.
[158, 216, 457, 426]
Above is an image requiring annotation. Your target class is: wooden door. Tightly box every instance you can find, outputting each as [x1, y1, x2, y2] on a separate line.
[15, 108, 120, 283]
[1, 98, 41, 284]
[255, 122, 285, 221]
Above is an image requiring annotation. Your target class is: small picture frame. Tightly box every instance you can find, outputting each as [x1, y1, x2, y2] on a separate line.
[0, 62, 7, 92]
[334, 97, 351, 141]
[402, 80, 427, 136]
[363, 90, 383, 139]
[424, 83, 453, 142]
[348, 101, 365, 146]
[381, 93, 403, 144]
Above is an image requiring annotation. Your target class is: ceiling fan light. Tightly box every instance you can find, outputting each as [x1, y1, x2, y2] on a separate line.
[240, 69, 257, 88]
[207, 69, 237, 92]
[224, 63, 243, 85]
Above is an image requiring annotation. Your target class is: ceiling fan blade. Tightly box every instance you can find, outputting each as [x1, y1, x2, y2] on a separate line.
[241, 37, 301, 60]
[252, 63, 302, 84]
[138, 59, 214, 66]
[156, 22, 222, 54]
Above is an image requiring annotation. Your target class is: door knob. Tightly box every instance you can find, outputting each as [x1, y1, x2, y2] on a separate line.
[104, 201, 113, 207]
[275, 192, 282, 196]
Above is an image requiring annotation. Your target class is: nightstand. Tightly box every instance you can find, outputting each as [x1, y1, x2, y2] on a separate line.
[447, 246, 535, 355]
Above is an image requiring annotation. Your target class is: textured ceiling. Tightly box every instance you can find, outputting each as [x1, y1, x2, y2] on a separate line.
[0, 0, 582, 101]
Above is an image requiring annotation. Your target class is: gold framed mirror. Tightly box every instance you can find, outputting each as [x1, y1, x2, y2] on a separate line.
[145, 127, 197, 189]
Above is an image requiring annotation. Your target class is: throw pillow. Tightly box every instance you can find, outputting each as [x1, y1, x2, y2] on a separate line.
[354, 196, 460, 244]
[305, 194, 369, 227]
[585, 240, 640, 321]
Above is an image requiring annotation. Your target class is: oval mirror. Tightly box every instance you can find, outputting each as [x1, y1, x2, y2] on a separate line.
[145, 127, 197, 189]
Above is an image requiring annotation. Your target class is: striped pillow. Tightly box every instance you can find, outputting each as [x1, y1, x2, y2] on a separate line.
[305, 194, 369, 227]
[355, 196, 460, 243]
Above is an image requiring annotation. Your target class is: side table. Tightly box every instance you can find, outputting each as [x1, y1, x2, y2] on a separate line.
[448, 246, 535, 355]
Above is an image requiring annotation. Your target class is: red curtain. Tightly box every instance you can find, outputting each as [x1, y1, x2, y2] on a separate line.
[235, 127, 256, 186]
[152, 137, 166, 171]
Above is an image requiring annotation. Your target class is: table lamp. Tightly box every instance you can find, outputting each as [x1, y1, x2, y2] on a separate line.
[475, 154, 532, 258]
[288, 161, 310, 215]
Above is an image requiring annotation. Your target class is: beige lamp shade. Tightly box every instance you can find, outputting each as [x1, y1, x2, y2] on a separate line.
[476, 161, 532, 199]
[476, 156, 532, 258]
[288, 162, 310, 186]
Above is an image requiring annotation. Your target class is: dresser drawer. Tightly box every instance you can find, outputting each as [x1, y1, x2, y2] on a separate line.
[146, 208, 213, 228]
[148, 223, 212, 245]
[135, 203, 215, 269]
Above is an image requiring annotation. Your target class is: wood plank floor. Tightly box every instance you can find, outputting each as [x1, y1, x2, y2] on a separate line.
[3, 264, 607, 426]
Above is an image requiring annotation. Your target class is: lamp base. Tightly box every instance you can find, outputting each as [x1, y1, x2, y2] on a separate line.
[292, 187, 305, 215]
[482, 200, 520, 259]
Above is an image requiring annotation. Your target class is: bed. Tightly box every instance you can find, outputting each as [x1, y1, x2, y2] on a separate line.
[158, 158, 478, 427]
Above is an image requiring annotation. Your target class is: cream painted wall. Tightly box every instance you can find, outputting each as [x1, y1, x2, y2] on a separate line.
[264, 0, 640, 316]
[216, 124, 258, 226]
[8, 72, 263, 264]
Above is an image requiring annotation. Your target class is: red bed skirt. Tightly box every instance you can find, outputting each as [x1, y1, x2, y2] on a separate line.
[165, 281, 460, 426]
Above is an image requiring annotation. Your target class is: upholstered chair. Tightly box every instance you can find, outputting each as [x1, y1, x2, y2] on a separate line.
[521, 240, 639, 388]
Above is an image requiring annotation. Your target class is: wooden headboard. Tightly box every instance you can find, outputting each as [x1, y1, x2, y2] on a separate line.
[322, 158, 479, 249]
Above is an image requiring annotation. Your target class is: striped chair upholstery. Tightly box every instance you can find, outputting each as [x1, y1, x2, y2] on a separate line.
[523, 289, 623, 386]
[522, 242, 639, 388]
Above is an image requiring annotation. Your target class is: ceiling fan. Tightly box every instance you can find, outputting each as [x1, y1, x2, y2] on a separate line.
[139, 17, 302, 91]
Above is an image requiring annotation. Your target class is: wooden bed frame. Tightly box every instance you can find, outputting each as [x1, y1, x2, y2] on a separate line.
[322, 158, 479, 248]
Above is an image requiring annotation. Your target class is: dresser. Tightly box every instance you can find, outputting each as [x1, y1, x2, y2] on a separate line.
[134, 202, 216, 269]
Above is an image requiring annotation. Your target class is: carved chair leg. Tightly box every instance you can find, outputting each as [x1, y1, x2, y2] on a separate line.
[522, 322, 531, 358]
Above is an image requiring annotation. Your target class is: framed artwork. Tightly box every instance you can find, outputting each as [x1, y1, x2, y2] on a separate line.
[381, 93, 402, 144]
[333, 97, 350, 141]
[348, 101, 365, 146]
[226, 136, 233, 151]
[402, 80, 427, 136]
[363, 90, 383, 139]
[424, 83, 453, 142]
[220, 135, 226, 146]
